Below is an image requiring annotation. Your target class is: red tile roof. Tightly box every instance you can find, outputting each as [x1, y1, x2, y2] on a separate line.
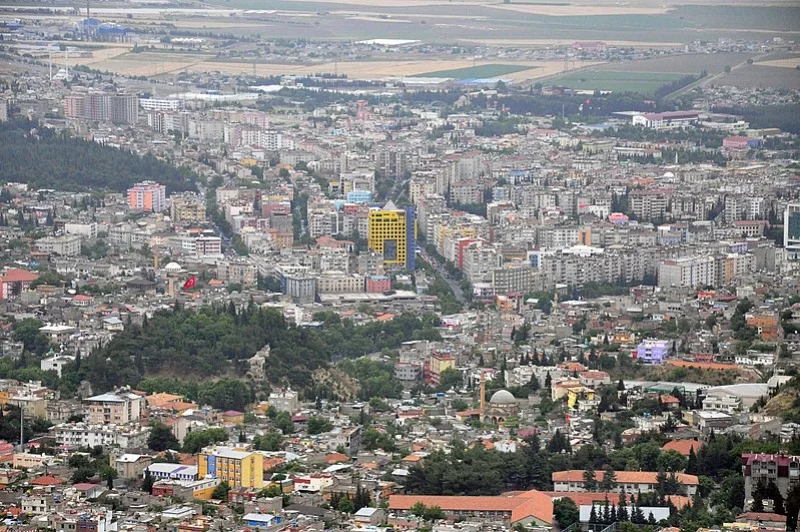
[389, 490, 553, 525]
[661, 440, 702, 456]
[738, 512, 787, 523]
[552, 470, 699, 485]
[30, 475, 66, 486]
[1, 268, 38, 283]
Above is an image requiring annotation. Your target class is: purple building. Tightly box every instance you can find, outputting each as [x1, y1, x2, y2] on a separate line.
[635, 339, 671, 364]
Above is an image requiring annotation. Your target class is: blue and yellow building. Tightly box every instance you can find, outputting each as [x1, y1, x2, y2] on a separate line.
[368, 201, 416, 271]
[198, 446, 264, 488]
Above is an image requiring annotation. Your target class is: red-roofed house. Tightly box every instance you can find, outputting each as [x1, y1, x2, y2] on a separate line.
[0, 268, 39, 300]
[389, 490, 553, 527]
[30, 475, 66, 486]
[661, 439, 702, 456]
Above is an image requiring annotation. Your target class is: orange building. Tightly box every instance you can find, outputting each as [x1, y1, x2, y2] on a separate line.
[127, 181, 166, 212]
[746, 314, 780, 341]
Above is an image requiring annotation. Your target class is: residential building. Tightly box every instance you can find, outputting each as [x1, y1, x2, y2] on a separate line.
[267, 389, 299, 413]
[742, 453, 800, 503]
[127, 181, 167, 212]
[658, 256, 716, 288]
[115, 453, 153, 479]
[170, 193, 206, 222]
[84, 390, 144, 425]
[635, 339, 671, 364]
[35, 235, 82, 257]
[423, 352, 455, 386]
[216, 260, 257, 287]
[0, 268, 38, 300]
[50, 422, 150, 449]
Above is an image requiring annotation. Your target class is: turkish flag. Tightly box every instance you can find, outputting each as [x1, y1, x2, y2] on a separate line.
[182, 276, 197, 290]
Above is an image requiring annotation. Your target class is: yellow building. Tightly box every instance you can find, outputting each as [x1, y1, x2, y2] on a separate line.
[197, 446, 263, 488]
[567, 386, 597, 410]
[368, 202, 416, 271]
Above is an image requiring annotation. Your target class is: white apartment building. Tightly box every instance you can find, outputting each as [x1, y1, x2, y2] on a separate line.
[63, 222, 98, 239]
[35, 235, 82, 257]
[140, 99, 183, 111]
[51, 422, 150, 449]
[658, 256, 716, 288]
[462, 242, 501, 283]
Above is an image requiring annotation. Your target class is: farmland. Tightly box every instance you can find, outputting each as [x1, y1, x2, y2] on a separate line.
[417, 64, 533, 79]
[547, 71, 688, 96]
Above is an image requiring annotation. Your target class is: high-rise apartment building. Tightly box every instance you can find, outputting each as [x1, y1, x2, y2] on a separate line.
[127, 181, 167, 212]
[63, 92, 139, 124]
[368, 201, 416, 271]
[785, 202, 800, 260]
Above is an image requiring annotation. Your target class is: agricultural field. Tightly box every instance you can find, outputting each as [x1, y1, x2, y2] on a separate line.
[714, 64, 800, 90]
[592, 52, 755, 75]
[547, 70, 688, 96]
[417, 63, 533, 79]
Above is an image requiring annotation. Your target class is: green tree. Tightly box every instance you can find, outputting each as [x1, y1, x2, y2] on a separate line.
[583, 466, 598, 491]
[275, 411, 294, 435]
[13, 318, 50, 355]
[147, 422, 179, 452]
[254, 430, 283, 451]
[338, 496, 354, 514]
[306, 416, 333, 435]
[600, 466, 617, 492]
[211, 481, 231, 501]
[142, 470, 154, 494]
[553, 497, 580, 528]
[436, 367, 462, 392]
[100, 466, 118, 490]
[423, 505, 446, 521]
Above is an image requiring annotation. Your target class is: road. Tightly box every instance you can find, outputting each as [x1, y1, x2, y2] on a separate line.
[419, 251, 467, 304]
[664, 52, 771, 101]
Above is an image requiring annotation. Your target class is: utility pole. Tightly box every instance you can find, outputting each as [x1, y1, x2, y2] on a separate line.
[19, 403, 24, 448]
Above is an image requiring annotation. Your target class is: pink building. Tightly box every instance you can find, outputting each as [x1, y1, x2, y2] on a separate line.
[366, 275, 391, 293]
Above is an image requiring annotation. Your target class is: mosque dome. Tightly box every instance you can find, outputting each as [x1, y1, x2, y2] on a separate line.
[489, 390, 517, 405]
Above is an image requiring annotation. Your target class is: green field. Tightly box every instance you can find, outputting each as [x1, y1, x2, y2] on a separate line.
[549, 70, 689, 96]
[418, 64, 533, 79]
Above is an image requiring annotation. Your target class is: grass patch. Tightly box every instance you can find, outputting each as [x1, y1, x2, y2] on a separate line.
[549, 70, 690, 96]
[417, 63, 532, 79]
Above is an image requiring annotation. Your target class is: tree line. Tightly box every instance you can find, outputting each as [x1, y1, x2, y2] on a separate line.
[63, 304, 441, 398]
[0, 118, 198, 193]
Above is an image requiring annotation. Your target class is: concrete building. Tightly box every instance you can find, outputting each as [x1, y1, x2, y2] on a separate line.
[635, 339, 671, 364]
[553, 470, 699, 496]
[198, 446, 264, 488]
[170, 193, 206, 222]
[50, 422, 150, 449]
[742, 453, 800, 504]
[35, 235, 82, 257]
[84, 390, 144, 425]
[267, 389, 299, 413]
[368, 201, 416, 271]
[216, 260, 257, 287]
[128, 181, 167, 212]
[658, 256, 716, 288]
[785, 203, 800, 261]
[115, 453, 153, 479]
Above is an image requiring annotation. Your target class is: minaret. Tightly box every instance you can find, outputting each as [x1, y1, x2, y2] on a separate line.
[479, 371, 486, 420]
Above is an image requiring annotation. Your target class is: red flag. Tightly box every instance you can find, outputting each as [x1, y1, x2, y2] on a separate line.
[182, 276, 197, 290]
